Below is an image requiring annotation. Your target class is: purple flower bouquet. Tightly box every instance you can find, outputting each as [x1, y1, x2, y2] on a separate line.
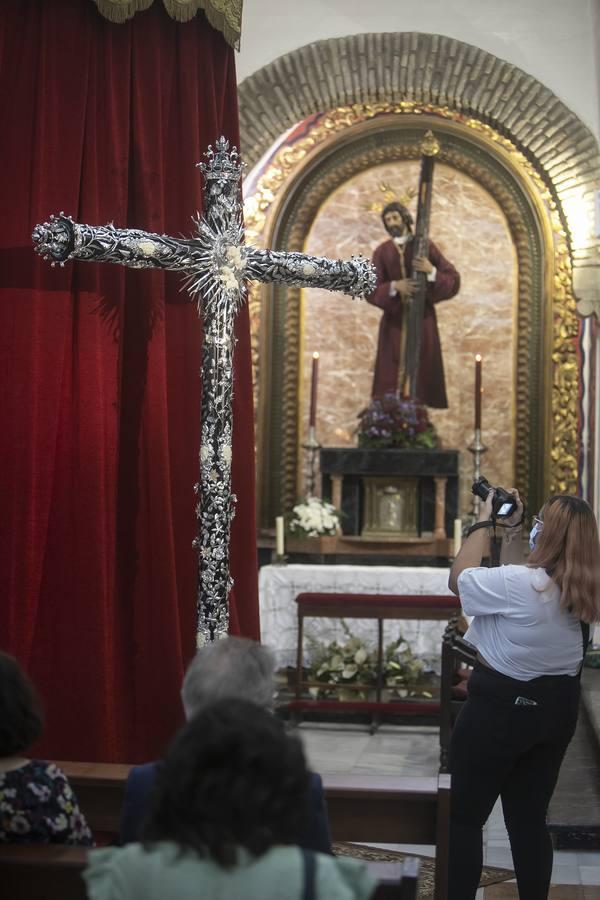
[356, 394, 438, 450]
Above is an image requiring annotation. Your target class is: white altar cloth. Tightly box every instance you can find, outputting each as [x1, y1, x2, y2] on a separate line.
[259, 564, 452, 670]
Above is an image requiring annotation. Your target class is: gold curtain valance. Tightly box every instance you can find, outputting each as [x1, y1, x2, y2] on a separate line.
[92, 0, 242, 49]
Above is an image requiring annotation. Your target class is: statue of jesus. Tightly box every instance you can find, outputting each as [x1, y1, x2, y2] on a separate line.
[367, 201, 460, 408]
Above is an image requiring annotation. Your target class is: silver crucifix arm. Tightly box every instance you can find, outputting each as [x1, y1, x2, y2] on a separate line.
[244, 248, 376, 299]
[32, 214, 198, 271]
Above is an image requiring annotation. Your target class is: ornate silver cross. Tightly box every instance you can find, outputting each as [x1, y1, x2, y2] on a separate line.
[32, 137, 376, 645]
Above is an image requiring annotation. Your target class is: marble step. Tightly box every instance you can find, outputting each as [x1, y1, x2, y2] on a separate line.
[581, 668, 600, 754]
[547, 673, 600, 850]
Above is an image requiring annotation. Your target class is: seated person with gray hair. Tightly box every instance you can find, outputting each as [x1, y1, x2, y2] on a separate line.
[119, 637, 331, 853]
[88, 701, 370, 900]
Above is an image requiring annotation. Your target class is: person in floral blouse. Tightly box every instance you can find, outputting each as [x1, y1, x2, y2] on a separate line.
[0, 651, 92, 845]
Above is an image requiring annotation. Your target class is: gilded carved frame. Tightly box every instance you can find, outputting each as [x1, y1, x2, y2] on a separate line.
[244, 106, 578, 528]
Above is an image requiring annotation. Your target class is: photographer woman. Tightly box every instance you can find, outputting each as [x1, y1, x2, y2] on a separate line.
[447, 491, 600, 900]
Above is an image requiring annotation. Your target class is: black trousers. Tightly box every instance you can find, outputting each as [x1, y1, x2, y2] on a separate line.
[448, 662, 580, 900]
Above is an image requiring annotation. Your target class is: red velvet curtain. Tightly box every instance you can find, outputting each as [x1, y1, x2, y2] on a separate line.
[0, 0, 259, 763]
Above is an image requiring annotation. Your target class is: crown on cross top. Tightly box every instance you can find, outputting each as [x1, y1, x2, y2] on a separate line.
[197, 136, 245, 188]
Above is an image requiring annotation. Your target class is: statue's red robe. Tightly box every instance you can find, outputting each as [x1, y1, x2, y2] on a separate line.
[367, 237, 460, 408]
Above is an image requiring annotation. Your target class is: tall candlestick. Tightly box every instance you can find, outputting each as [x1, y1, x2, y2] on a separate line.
[309, 352, 319, 428]
[474, 354, 482, 432]
[275, 516, 285, 557]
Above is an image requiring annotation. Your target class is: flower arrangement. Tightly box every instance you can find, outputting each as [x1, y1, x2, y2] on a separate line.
[306, 621, 432, 700]
[287, 495, 341, 538]
[356, 393, 438, 450]
[306, 624, 377, 699]
[383, 636, 428, 697]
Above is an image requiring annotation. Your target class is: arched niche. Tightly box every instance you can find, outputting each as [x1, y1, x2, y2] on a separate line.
[249, 112, 564, 526]
[238, 35, 600, 526]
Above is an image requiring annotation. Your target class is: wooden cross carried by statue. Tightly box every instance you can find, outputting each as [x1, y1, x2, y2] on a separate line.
[405, 130, 440, 399]
[32, 137, 376, 644]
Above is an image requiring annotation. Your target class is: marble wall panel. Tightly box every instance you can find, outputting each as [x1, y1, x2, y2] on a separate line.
[300, 161, 516, 518]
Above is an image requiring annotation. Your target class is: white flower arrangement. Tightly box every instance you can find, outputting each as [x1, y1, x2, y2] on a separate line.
[288, 495, 341, 538]
[305, 622, 433, 701]
[306, 625, 376, 699]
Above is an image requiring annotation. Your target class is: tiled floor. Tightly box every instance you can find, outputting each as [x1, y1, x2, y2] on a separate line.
[294, 721, 600, 896]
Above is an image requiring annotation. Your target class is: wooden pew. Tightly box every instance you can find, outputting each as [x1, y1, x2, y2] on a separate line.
[0, 845, 88, 900]
[372, 856, 420, 900]
[56, 760, 129, 835]
[0, 844, 419, 900]
[55, 762, 448, 899]
[324, 773, 449, 900]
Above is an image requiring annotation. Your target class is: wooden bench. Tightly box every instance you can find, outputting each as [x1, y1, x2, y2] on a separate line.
[0, 844, 419, 900]
[324, 773, 449, 900]
[57, 760, 130, 835]
[54, 763, 449, 899]
[0, 845, 89, 900]
[292, 592, 460, 729]
[372, 856, 420, 900]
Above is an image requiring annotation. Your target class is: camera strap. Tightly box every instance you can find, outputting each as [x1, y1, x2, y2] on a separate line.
[465, 520, 494, 537]
[464, 520, 502, 565]
[466, 514, 525, 539]
[490, 536, 502, 566]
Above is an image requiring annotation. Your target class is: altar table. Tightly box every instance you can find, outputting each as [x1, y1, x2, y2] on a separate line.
[259, 564, 452, 670]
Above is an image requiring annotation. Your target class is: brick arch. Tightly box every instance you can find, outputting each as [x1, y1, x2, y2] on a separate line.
[238, 32, 600, 302]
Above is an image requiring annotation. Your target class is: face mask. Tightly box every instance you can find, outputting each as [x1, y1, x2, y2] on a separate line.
[529, 521, 542, 551]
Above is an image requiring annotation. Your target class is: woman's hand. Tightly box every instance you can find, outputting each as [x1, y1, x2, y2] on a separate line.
[502, 489, 523, 527]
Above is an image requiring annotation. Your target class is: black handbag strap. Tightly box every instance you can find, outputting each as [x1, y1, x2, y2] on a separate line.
[301, 848, 316, 900]
[579, 620, 591, 677]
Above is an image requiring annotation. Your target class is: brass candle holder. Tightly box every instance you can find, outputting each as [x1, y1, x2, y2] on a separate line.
[467, 428, 488, 522]
[301, 425, 322, 497]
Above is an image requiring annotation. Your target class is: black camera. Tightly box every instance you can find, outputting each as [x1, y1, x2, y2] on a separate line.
[471, 476, 517, 519]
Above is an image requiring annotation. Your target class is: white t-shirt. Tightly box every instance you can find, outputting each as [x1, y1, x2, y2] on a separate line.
[457, 565, 583, 680]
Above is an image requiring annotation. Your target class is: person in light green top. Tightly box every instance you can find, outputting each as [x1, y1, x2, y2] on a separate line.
[85, 842, 373, 900]
[83, 699, 375, 900]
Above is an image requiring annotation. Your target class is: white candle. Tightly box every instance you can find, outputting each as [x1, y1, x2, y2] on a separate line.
[453, 519, 462, 557]
[275, 516, 285, 556]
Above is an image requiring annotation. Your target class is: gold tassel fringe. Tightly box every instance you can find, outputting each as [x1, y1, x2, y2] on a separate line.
[92, 0, 154, 24]
[92, 0, 242, 49]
